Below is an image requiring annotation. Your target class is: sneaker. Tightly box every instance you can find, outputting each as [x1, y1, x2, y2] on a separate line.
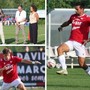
[56, 69, 68, 75]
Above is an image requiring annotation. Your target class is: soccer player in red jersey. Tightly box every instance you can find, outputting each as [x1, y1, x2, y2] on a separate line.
[0, 48, 41, 90]
[57, 2, 90, 75]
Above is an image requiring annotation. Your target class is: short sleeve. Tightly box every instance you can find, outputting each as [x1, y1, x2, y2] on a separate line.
[86, 15, 90, 25]
[15, 11, 18, 18]
[23, 11, 26, 19]
[0, 59, 3, 68]
[13, 56, 22, 64]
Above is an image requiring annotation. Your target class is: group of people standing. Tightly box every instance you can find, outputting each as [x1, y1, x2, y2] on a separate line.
[0, 4, 39, 44]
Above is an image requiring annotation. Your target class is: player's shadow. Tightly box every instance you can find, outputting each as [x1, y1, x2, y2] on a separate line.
[5, 38, 15, 44]
[38, 40, 45, 44]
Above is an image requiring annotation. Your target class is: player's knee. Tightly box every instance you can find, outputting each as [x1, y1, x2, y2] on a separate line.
[17, 84, 26, 90]
[57, 46, 63, 54]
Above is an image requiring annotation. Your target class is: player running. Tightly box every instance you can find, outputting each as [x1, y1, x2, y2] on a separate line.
[0, 48, 41, 90]
[57, 2, 90, 75]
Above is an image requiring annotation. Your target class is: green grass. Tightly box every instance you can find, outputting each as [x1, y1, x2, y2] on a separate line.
[2, 24, 45, 44]
[47, 68, 90, 90]
[0, 87, 44, 90]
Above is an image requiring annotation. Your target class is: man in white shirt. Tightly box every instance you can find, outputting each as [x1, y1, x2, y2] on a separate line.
[15, 5, 26, 44]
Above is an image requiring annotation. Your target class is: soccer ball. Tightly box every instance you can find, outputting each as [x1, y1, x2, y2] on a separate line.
[47, 59, 56, 68]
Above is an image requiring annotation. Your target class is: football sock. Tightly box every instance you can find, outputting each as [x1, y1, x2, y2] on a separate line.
[86, 67, 90, 72]
[82, 66, 88, 70]
[58, 55, 67, 70]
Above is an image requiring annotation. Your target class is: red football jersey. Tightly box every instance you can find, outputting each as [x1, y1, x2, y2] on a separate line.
[68, 14, 90, 44]
[0, 56, 22, 83]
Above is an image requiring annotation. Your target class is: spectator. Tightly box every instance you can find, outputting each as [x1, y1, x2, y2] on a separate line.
[29, 4, 39, 44]
[15, 5, 27, 44]
[0, 9, 5, 44]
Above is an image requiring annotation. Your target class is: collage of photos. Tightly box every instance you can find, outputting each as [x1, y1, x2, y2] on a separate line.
[1, 0, 90, 90]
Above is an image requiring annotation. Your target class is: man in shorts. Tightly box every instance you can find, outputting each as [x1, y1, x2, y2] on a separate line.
[0, 48, 41, 90]
[57, 2, 90, 75]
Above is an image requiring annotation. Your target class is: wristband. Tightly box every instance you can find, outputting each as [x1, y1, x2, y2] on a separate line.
[32, 61, 35, 64]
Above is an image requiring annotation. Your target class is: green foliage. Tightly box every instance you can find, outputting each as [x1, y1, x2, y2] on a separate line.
[0, 0, 45, 9]
[48, 0, 90, 12]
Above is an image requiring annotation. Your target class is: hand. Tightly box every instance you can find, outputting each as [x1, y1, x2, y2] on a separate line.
[83, 39, 90, 45]
[16, 22, 20, 26]
[35, 61, 41, 64]
[3, 66, 8, 70]
[58, 26, 63, 32]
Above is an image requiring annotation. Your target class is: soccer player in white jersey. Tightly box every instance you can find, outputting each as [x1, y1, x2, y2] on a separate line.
[57, 2, 90, 75]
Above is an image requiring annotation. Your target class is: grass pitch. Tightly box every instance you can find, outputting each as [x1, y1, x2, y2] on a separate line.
[47, 68, 90, 90]
[1, 24, 45, 44]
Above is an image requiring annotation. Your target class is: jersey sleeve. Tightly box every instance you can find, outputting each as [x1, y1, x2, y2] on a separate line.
[13, 56, 22, 64]
[86, 15, 90, 25]
[0, 59, 3, 68]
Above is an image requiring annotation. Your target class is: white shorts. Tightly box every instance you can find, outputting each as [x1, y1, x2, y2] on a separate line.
[1, 77, 23, 90]
[65, 40, 86, 57]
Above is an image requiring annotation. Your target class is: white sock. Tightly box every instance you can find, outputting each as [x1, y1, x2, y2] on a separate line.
[58, 55, 67, 70]
[86, 67, 90, 75]
[86, 67, 90, 72]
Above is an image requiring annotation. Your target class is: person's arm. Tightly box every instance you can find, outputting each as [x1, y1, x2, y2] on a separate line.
[15, 11, 20, 26]
[58, 21, 71, 31]
[15, 11, 26, 25]
[0, 10, 5, 18]
[34, 13, 39, 21]
[21, 59, 41, 64]
[18, 11, 26, 23]
[83, 38, 90, 45]
[0, 66, 7, 72]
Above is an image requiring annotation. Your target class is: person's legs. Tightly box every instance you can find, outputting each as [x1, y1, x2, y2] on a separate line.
[17, 84, 27, 90]
[78, 57, 88, 69]
[74, 41, 90, 75]
[57, 41, 73, 75]
[29, 24, 33, 43]
[20, 25, 26, 44]
[1, 82, 11, 90]
[78, 57, 90, 75]
[11, 77, 26, 90]
[0, 22, 5, 44]
[32, 23, 38, 44]
[15, 25, 20, 43]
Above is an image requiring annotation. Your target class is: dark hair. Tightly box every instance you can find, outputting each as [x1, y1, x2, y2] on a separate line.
[2, 48, 11, 54]
[31, 4, 37, 12]
[75, 2, 85, 9]
[18, 5, 23, 8]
